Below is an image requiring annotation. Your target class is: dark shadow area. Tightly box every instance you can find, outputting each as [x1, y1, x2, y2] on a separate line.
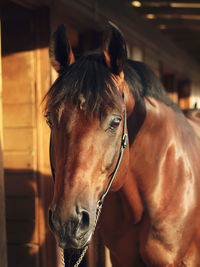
[4, 168, 57, 267]
[0, 138, 7, 267]
[0, 0, 104, 59]
[0, 1, 50, 56]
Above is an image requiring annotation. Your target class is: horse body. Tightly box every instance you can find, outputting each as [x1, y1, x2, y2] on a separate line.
[100, 95, 200, 266]
[45, 24, 200, 266]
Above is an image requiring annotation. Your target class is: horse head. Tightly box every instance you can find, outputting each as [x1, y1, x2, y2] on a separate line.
[45, 24, 131, 250]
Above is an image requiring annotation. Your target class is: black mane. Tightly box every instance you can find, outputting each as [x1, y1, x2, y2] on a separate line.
[45, 53, 179, 117]
[125, 60, 178, 110]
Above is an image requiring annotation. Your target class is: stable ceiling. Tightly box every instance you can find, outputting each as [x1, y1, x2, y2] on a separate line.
[129, 0, 200, 64]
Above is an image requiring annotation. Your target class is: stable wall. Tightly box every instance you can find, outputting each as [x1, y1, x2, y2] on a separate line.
[1, 2, 55, 267]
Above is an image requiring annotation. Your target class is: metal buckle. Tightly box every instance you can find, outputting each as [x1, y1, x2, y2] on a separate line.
[122, 133, 128, 148]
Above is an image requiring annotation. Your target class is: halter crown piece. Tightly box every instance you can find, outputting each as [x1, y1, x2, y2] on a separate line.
[49, 93, 128, 267]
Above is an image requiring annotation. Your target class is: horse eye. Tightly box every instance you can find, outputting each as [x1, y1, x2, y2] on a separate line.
[45, 112, 53, 128]
[109, 118, 121, 130]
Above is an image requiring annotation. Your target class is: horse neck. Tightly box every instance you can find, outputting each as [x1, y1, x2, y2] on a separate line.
[129, 97, 188, 205]
[120, 96, 184, 223]
[108, 96, 147, 224]
[102, 97, 183, 228]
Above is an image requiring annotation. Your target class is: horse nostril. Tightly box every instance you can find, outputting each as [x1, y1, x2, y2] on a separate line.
[76, 205, 90, 231]
[81, 210, 90, 230]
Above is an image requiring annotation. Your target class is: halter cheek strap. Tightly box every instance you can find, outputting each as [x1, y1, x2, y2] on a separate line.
[98, 92, 127, 205]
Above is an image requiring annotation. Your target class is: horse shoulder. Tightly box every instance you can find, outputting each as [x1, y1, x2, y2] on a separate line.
[140, 141, 200, 265]
[134, 103, 200, 265]
[122, 170, 144, 224]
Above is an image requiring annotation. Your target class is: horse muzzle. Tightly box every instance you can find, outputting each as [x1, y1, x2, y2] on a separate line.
[48, 204, 93, 249]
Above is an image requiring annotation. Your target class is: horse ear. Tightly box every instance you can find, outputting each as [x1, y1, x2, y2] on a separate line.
[49, 24, 75, 74]
[103, 22, 127, 76]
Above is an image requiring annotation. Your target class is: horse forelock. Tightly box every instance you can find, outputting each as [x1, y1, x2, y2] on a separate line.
[44, 53, 124, 121]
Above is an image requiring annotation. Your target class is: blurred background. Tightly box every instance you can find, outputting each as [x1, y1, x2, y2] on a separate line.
[0, 0, 200, 267]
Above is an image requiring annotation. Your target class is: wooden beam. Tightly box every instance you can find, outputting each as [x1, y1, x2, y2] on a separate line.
[160, 24, 200, 30]
[135, 6, 200, 15]
[147, 18, 200, 27]
[140, 0, 200, 3]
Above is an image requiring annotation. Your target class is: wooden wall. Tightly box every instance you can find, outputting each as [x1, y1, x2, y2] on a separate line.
[1, 2, 55, 267]
[2, 5, 38, 265]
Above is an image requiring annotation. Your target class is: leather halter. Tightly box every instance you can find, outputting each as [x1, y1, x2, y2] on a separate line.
[49, 92, 128, 204]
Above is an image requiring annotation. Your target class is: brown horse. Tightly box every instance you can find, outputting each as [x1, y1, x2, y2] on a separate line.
[45, 24, 200, 266]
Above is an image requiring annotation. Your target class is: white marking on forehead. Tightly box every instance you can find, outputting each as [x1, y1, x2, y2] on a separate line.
[79, 94, 86, 110]
[58, 103, 65, 124]
[57, 103, 77, 132]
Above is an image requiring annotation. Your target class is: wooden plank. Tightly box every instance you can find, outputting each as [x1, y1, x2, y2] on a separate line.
[7, 244, 39, 267]
[2, 80, 35, 104]
[6, 197, 35, 220]
[2, 51, 34, 83]
[34, 9, 53, 267]
[0, 19, 8, 267]
[6, 220, 38, 244]
[3, 103, 35, 128]
[4, 171, 36, 196]
[3, 128, 35, 151]
[2, 52, 35, 104]
[3, 152, 35, 169]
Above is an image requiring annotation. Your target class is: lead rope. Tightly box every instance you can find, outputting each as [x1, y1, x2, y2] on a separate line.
[58, 93, 127, 267]
[60, 248, 65, 267]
